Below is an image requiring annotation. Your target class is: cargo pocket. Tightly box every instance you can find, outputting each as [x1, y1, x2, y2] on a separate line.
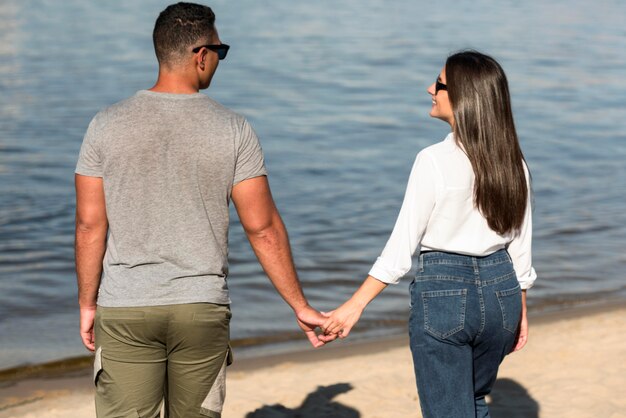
[200, 346, 232, 418]
[496, 285, 522, 333]
[422, 289, 467, 340]
[92, 346, 140, 418]
[93, 346, 103, 386]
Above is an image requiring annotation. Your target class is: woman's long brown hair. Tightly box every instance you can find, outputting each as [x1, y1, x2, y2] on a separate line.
[446, 51, 528, 236]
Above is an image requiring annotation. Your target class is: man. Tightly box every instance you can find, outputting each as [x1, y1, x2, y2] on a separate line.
[74, 3, 328, 417]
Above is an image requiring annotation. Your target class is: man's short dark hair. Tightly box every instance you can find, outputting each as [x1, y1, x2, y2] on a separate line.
[153, 2, 216, 67]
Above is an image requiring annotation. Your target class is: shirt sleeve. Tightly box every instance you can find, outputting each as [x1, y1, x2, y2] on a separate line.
[369, 150, 439, 284]
[75, 116, 104, 177]
[506, 163, 537, 289]
[233, 118, 267, 185]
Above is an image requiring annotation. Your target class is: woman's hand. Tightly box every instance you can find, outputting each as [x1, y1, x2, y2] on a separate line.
[511, 290, 528, 352]
[322, 300, 365, 339]
[321, 275, 388, 339]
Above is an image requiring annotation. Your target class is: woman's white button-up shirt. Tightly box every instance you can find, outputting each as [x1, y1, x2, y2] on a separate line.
[369, 133, 537, 289]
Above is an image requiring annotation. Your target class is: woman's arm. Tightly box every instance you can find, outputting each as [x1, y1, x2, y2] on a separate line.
[507, 164, 535, 352]
[507, 163, 537, 290]
[322, 151, 440, 339]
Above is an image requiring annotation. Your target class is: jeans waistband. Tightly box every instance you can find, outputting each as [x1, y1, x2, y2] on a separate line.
[419, 249, 511, 267]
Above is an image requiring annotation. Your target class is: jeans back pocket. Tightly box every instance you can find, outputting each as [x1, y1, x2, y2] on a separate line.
[495, 285, 522, 333]
[422, 289, 467, 340]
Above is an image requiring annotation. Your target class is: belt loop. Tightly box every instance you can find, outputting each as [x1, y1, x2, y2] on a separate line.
[418, 253, 424, 273]
[472, 256, 479, 275]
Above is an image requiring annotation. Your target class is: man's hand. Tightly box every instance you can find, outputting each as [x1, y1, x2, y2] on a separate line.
[80, 306, 97, 352]
[295, 305, 334, 348]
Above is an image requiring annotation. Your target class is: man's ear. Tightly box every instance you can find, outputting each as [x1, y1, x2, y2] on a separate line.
[197, 49, 207, 71]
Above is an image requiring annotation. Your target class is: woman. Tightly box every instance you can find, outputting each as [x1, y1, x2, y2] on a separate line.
[322, 51, 536, 418]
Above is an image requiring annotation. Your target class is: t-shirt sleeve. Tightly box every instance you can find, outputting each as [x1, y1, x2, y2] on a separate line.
[233, 118, 267, 185]
[75, 116, 104, 177]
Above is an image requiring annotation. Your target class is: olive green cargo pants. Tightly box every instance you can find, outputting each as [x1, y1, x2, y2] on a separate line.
[94, 303, 231, 418]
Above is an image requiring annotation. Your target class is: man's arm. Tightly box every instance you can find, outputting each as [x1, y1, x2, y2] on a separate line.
[75, 174, 108, 352]
[231, 176, 326, 348]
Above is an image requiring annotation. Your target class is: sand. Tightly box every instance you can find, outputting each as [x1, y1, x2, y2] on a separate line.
[1, 301, 625, 418]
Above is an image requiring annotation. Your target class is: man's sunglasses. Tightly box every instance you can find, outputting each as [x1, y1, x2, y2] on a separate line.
[192, 44, 230, 60]
[435, 78, 447, 94]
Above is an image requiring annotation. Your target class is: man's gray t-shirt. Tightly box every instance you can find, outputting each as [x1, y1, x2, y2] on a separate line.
[76, 90, 267, 307]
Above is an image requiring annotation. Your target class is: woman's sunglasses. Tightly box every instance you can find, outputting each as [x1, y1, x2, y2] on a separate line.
[435, 79, 447, 94]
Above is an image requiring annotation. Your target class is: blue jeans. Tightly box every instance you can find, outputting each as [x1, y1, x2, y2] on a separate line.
[409, 250, 522, 418]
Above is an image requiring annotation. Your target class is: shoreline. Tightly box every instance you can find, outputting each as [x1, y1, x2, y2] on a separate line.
[230, 296, 626, 372]
[1, 298, 625, 417]
[0, 299, 626, 380]
[1, 297, 624, 382]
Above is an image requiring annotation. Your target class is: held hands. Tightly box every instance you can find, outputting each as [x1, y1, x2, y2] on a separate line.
[321, 300, 365, 340]
[318, 276, 386, 342]
[296, 277, 386, 347]
[294, 303, 362, 347]
[295, 305, 340, 348]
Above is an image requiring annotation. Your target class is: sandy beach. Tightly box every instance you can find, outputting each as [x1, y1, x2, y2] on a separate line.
[1, 301, 625, 418]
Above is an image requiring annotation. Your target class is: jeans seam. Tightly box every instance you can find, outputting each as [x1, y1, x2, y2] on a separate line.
[475, 258, 485, 338]
[476, 283, 486, 339]
[415, 275, 475, 283]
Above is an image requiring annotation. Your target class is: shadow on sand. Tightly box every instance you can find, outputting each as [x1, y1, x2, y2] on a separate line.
[490, 378, 540, 418]
[245, 378, 537, 417]
[245, 383, 360, 418]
